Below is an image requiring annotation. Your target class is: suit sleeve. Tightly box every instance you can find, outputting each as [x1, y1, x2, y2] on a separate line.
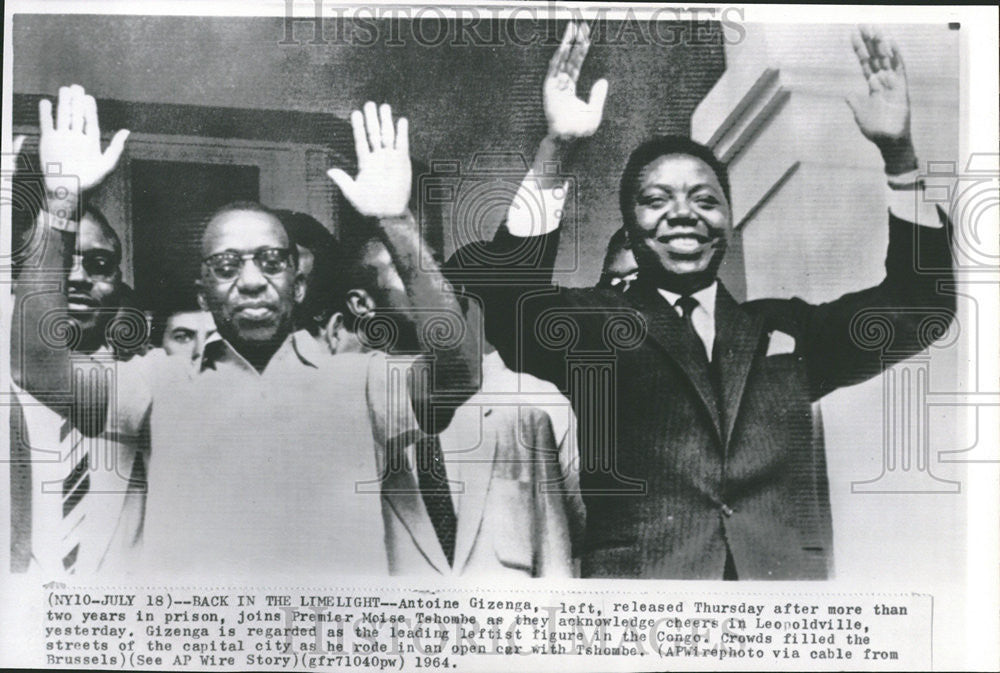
[470, 225, 570, 390]
[794, 209, 955, 400]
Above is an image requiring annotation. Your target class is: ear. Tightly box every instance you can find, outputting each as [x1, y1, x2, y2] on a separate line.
[293, 275, 306, 305]
[623, 226, 636, 249]
[346, 289, 376, 319]
[321, 311, 344, 354]
[196, 282, 209, 312]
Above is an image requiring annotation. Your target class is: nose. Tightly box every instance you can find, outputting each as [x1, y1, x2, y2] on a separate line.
[191, 334, 205, 362]
[235, 258, 267, 293]
[666, 198, 694, 221]
[68, 256, 89, 285]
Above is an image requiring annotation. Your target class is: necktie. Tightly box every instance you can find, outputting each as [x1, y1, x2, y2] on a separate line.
[677, 295, 724, 415]
[416, 435, 457, 566]
[58, 416, 89, 573]
[676, 295, 708, 362]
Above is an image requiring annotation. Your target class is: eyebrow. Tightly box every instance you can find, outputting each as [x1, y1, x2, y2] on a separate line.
[639, 183, 721, 194]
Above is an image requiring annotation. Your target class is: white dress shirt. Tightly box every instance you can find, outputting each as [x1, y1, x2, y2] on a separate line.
[657, 282, 719, 361]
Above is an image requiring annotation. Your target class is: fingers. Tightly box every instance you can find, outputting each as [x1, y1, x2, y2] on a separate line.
[326, 168, 358, 205]
[69, 84, 86, 132]
[362, 101, 380, 153]
[350, 109, 369, 163]
[379, 103, 394, 149]
[82, 94, 99, 137]
[100, 129, 130, 175]
[889, 38, 906, 75]
[395, 116, 408, 155]
[56, 86, 70, 130]
[870, 29, 893, 72]
[566, 22, 592, 82]
[38, 99, 54, 134]
[352, 102, 403, 154]
[547, 22, 574, 79]
[850, 30, 873, 79]
[587, 78, 608, 116]
[858, 25, 895, 73]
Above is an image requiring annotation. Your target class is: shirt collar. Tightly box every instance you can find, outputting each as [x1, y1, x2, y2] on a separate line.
[657, 281, 718, 316]
[482, 350, 506, 379]
[200, 329, 319, 374]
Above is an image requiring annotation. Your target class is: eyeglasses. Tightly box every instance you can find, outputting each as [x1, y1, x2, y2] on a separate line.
[202, 248, 293, 282]
[73, 251, 118, 279]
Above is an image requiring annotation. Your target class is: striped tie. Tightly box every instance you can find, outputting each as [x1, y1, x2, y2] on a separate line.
[59, 418, 89, 573]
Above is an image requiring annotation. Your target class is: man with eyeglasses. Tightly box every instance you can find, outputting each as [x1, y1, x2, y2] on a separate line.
[10, 127, 148, 574]
[13, 86, 480, 577]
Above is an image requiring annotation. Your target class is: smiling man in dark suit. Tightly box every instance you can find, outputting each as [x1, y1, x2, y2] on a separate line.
[476, 24, 955, 580]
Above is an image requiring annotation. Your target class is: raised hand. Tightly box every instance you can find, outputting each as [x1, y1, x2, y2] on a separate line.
[846, 26, 916, 172]
[38, 84, 130, 213]
[327, 102, 411, 219]
[544, 22, 608, 141]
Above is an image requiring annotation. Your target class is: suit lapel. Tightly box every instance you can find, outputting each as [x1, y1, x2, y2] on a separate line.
[381, 438, 451, 574]
[450, 405, 497, 574]
[626, 282, 723, 441]
[713, 285, 764, 448]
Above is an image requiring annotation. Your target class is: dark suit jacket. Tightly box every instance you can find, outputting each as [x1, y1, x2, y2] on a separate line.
[470, 212, 954, 580]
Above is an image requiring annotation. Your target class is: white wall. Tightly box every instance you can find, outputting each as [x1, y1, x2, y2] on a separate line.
[692, 19, 967, 644]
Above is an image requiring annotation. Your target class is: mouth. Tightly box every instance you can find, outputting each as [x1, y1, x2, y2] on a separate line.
[235, 305, 277, 321]
[656, 232, 712, 255]
[67, 295, 98, 311]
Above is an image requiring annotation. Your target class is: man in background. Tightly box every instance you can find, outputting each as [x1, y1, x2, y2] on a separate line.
[326, 191, 582, 576]
[596, 227, 638, 291]
[149, 286, 217, 362]
[274, 209, 341, 351]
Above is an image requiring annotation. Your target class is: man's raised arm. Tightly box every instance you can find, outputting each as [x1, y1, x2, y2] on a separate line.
[11, 84, 129, 430]
[502, 21, 607, 244]
[328, 102, 480, 433]
[474, 22, 608, 379]
[792, 27, 955, 398]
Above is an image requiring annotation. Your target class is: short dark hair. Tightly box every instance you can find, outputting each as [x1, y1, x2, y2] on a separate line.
[206, 201, 299, 268]
[618, 135, 731, 230]
[274, 209, 341, 334]
[150, 283, 202, 347]
[275, 209, 333, 254]
[601, 227, 631, 274]
[80, 204, 123, 267]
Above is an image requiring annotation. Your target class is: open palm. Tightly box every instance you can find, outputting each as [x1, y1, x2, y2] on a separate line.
[544, 22, 608, 140]
[328, 102, 411, 219]
[39, 84, 129, 196]
[847, 27, 911, 146]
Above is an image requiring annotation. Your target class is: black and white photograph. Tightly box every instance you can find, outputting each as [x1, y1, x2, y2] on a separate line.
[1, 1, 997, 670]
